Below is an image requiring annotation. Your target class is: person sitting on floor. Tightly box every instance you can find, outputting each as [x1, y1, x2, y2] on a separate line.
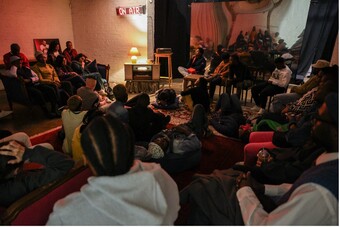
[251, 57, 292, 115]
[107, 84, 129, 123]
[181, 77, 210, 113]
[270, 59, 329, 113]
[47, 114, 180, 225]
[77, 75, 110, 111]
[210, 93, 246, 139]
[3, 43, 30, 70]
[143, 104, 208, 174]
[61, 95, 87, 156]
[206, 52, 231, 100]
[128, 93, 170, 143]
[0, 140, 74, 207]
[178, 47, 206, 78]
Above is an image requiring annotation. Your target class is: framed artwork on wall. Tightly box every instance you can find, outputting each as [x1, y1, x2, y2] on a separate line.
[33, 38, 60, 55]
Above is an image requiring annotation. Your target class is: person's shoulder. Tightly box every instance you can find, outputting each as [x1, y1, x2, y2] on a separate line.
[3, 52, 11, 58]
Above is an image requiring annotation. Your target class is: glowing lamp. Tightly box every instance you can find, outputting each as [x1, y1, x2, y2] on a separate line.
[128, 47, 141, 63]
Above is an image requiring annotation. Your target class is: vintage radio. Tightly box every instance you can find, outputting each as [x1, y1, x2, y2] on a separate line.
[156, 48, 172, 53]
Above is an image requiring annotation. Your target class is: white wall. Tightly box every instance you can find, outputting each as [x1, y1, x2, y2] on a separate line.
[0, 0, 74, 61]
[70, 0, 148, 83]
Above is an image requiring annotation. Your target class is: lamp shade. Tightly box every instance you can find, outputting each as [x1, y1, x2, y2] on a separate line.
[128, 47, 141, 56]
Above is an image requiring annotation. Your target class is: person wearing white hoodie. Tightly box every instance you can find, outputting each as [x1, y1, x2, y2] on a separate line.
[47, 114, 180, 225]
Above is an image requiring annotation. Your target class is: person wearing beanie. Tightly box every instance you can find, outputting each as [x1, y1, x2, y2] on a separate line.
[270, 59, 330, 114]
[61, 95, 87, 155]
[47, 115, 180, 225]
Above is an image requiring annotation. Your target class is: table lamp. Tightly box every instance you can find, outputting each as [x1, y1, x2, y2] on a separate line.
[128, 47, 141, 64]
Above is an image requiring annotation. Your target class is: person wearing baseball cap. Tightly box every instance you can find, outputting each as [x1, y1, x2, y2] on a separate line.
[270, 59, 330, 114]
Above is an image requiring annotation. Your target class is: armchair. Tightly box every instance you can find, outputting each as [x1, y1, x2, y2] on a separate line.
[0, 74, 33, 110]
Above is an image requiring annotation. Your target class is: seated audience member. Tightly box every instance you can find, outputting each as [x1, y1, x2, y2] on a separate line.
[206, 52, 230, 100]
[207, 44, 224, 75]
[181, 77, 210, 113]
[251, 57, 292, 114]
[144, 104, 207, 173]
[0, 131, 53, 150]
[71, 109, 104, 163]
[62, 41, 78, 65]
[210, 93, 246, 138]
[31, 51, 73, 106]
[178, 47, 206, 78]
[47, 114, 180, 225]
[3, 56, 60, 118]
[62, 95, 87, 155]
[0, 140, 74, 207]
[181, 93, 338, 225]
[227, 54, 252, 99]
[107, 84, 129, 123]
[270, 59, 329, 113]
[46, 40, 62, 67]
[0, 110, 12, 119]
[76, 75, 109, 111]
[70, 53, 104, 91]
[54, 54, 86, 92]
[3, 43, 30, 70]
[128, 93, 170, 143]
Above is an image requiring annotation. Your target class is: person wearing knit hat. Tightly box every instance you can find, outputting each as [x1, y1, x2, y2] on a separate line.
[270, 59, 330, 114]
[47, 114, 180, 225]
[61, 95, 87, 155]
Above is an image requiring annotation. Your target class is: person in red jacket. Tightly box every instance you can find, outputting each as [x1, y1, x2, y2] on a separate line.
[3, 43, 30, 69]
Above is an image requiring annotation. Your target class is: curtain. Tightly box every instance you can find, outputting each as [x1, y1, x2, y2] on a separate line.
[296, 0, 338, 79]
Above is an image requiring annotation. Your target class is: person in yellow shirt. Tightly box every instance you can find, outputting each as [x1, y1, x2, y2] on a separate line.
[31, 51, 73, 106]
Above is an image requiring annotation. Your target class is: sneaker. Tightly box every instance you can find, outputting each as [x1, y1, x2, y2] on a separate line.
[251, 105, 260, 111]
[0, 110, 13, 119]
[257, 108, 265, 115]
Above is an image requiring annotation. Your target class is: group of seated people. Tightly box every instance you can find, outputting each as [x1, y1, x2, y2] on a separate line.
[0, 41, 338, 225]
[1, 42, 108, 118]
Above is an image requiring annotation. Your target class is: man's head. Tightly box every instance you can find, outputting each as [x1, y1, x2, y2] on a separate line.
[136, 93, 150, 107]
[221, 52, 230, 63]
[85, 75, 97, 90]
[312, 93, 338, 153]
[81, 115, 135, 176]
[112, 84, 128, 103]
[10, 43, 20, 55]
[67, 95, 82, 112]
[75, 53, 86, 63]
[66, 41, 73, 50]
[274, 57, 285, 69]
[195, 47, 204, 57]
[35, 51, 47, 64]
[311, 59, 330, 76]
[216, 44, 224, 54]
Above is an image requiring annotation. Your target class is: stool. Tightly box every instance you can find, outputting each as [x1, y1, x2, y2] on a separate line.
[155, 52, 173, 87]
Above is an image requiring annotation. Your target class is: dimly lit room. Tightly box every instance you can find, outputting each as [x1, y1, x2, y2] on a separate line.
[0, 0, 338, 225]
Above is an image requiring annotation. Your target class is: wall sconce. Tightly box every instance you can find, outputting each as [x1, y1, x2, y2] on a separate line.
[128, 47, 141, 64]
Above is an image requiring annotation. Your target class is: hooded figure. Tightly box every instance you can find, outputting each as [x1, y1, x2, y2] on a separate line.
[47, 114, 179, 225]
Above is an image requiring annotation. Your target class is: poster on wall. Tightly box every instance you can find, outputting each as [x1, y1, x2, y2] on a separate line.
[33, 39, 60, 55]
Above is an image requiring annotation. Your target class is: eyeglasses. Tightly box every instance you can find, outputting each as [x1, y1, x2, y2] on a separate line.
[313, 114, 335, 126]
